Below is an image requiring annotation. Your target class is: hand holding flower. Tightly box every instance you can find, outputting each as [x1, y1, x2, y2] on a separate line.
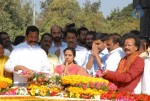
[96, 70, 107, 77]
[95, 70, 103, 77]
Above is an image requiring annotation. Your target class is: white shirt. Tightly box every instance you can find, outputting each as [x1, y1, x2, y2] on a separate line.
[104, 47, 125, 71]
[134, 79, 142, 94]
[4, 44, 15, 56]
[135, 52, 149, 94]
[4, 49, 11, 56]
[49, 42, 67, 54]
[59, 45, 88, 67]
[141, 58, 150, 95]
[5, 42, 50, 85]
[84, 48, 108, 75]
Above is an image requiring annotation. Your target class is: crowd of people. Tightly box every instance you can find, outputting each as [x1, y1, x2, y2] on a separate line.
[0, 24, 150, 95]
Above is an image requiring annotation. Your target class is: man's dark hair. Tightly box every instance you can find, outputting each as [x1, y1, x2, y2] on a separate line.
[94, 33, 108, 42]
[0, 32, 8, 40]
[108, 33, 122, 47]
[123, 33, 141, 51]
[77, 27, 88, 35]
[65, 28, 78, 37]
[0, 40, 4, 48]
[139, 36, 150, 49]
[86, 31, 96, 37]
[41, 33, 53, 40]
[50, 25, 62, 33]
[66, 23, 75, 29]
[130, 30, 140, 38]
[26, 26, 39, 36]
[13, 35, 25, 45]
[0, 32, 8, 36]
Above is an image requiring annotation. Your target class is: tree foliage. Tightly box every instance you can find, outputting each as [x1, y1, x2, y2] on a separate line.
[84, 0, 101, 13]
[0, 0, 32, 40]
[37, 0, 106, 33]
[0, 0, 141, 40]
[106, 4, 140, 35]
[37, 0, 80, 33]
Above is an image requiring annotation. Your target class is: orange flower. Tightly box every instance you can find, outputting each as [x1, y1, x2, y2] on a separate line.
[0, 76, 12, 89]
[0, 82, 7, 89]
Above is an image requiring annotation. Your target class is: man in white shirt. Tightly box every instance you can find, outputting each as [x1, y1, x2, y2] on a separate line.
[49, 25, 67, 55]
[57, 28, 87, 67]
[85, 33, 108, 75]
[5, 26, 50, 86]
[104, 33, 125, 71]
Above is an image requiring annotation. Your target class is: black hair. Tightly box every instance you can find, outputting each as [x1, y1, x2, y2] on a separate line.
[77, 27, 88, 35]
[41, 33, 53, 40]
[123, 33, 141, 51]
[50, 25, 62, 33]
[66, 23, 75, 29]
[0, 32, 8, 40]
[26, 26, 39, 36]
[108, 33, 122, 47]
[13, 35, 25, 45]
[86, 31, 96, 37]
[139, 36, 150, 49]
[63, 47, 77, 64]
[0, 40, 4, 48]
[94, 33, 108, 42]
[0, 32, 8, 36]
[130, 30, 140, 38]
[65, 28, 78, 37]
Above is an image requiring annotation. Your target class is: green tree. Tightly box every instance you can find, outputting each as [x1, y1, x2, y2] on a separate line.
[106, 3, 140, 35]
[37, 0, 80, 33]
[82, 0, 107, 32]
[37, 0, 107, 33]
[0, 0, 32, 40]
[84, 0, 101, 13]
[0, 0, 13, 32]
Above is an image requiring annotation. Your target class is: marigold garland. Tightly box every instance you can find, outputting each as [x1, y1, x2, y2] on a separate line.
[62, 75, 109, 85]
[67, 86, 105, 96]
[0, 76, 12, 89]
[61, 75, 116, 99]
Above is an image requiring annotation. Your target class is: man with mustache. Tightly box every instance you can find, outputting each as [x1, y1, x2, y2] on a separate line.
[85, 31, 95, 51]
[0, 32, 14, 56]
[49, 25, 67, 55]
[5, 26, 50, 86]
[85, 33, 109, 75]
[77, 27, 88, 47]
[104, 33, 125, 71]
[99, 34, 144, 93]
[57, 28, 88, 67]
[40, 33, 58, 73]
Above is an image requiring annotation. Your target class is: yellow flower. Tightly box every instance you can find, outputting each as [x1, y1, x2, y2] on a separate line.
[30, 89, 36, 96]
[40, 85, 47, 90]
[0, 76, 12, 89]
[40, 90, 47, 96]
[62, 75, 109, 85]
[67, 86, 106, 96]
[75, 93, 80, 98]
[49, 87, 60, 92]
